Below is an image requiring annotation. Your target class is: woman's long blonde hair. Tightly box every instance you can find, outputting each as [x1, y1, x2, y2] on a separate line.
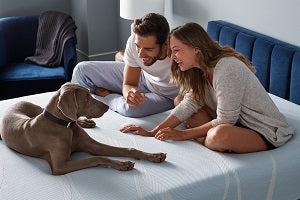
[168, 22, 255, 101]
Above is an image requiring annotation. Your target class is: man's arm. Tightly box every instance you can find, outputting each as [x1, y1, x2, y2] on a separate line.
[123, 65, 145, 106]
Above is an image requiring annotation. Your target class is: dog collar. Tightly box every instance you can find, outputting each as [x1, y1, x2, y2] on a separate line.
[43, 110, 76, 128]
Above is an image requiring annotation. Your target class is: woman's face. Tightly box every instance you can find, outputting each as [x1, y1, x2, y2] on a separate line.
[169, 36, 199, 71]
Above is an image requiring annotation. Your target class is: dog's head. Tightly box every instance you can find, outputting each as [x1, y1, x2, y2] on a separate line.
[57, 82, 109, 121]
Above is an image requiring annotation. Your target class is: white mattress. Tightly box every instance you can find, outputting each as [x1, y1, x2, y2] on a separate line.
[0, 92, 300, 200]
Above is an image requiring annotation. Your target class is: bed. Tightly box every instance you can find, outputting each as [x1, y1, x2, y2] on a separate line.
[0, 21, 300, 200]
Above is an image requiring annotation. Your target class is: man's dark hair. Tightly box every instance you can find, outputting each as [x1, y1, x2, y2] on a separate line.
[133, 13, 170, 45]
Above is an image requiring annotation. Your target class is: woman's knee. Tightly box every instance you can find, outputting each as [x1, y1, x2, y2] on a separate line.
[205, 124, 232, 152]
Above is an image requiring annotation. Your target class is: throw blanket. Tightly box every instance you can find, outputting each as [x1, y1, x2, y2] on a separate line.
[25, 11, 77, 67]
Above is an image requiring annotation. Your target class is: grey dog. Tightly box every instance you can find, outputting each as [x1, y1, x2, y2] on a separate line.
[0, 83, 166, 175]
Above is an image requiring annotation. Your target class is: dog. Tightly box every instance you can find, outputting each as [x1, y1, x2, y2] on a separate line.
[0, 82, 166, 175]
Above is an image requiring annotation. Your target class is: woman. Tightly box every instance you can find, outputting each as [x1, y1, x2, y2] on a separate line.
[120, 22, 294, 153]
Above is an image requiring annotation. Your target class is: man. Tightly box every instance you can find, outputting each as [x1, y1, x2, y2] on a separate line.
[71, 13, 179, 117]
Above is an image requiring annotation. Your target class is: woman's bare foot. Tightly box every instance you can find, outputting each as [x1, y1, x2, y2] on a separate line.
[194, 137, 206, 145]
[184, 109, 212, 129]
[94, 87, 112, 97]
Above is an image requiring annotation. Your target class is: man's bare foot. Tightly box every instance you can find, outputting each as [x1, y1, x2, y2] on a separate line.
[94, 87, 112, 97]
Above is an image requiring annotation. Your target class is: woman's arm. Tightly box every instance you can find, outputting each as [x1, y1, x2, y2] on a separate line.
[119, 114, 182, 136]
[120, 112, 214, 141]
[155, 121, 213, 141]
[151, 114, 182, 133]
[212, 58, 247, 126]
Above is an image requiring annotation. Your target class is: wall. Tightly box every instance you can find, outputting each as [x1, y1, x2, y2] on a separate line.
[0, 0, 120, 61]
[119, 0, 300, 49]
[0, 0, 70, 17]
[86, 0, 119, 61]
[1, 0, 299, 61]
[167, 0, 300, 47]
[70, 0, 119, 61]
[69, 0, 88, 61]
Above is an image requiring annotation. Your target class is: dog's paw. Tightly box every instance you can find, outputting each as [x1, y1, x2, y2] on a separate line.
[77, 117, 96, 128]
[115, 161, 135, 171]
[148, 153, 167, 163]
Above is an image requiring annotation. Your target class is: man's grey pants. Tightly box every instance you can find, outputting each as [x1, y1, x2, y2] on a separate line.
[71, 61, 174, 117]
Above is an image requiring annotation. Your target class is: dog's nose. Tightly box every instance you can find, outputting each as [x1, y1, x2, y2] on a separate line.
[97, 102, 109, 112]
[103, 105, 109, 112]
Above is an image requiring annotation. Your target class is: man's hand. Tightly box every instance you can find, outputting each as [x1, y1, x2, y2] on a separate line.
[122, 65, 145, 106]
[125, 88, 146, 106]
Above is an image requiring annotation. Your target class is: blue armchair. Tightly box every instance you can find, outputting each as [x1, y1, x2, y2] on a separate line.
[0, 15, 77, 100]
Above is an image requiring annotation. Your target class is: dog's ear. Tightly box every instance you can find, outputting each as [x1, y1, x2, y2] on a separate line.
[57, 89, 78, 121]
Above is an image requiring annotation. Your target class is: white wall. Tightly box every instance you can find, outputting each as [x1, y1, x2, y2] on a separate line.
[166, 0, 300, 47]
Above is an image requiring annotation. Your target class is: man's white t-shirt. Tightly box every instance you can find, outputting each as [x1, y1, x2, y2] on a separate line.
[123, 34, 179, 99]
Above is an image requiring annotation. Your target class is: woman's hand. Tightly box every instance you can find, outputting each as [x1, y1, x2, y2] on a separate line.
[120, 124, 155, 137]
[155, 127, 186, 141]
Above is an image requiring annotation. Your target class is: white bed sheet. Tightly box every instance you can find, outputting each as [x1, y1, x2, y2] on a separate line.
[0, 92, 299, 200]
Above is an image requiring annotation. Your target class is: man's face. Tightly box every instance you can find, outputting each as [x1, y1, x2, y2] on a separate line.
[135, 34, 162, 66]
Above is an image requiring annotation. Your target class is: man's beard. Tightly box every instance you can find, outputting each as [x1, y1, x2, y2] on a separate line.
[143, 46, 163, 66]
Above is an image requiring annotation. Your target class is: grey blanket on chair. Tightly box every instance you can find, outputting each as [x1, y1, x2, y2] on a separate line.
[25, 11, 77, 67]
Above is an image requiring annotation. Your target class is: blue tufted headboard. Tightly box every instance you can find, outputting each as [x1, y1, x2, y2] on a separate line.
[207, 20, 300, 105]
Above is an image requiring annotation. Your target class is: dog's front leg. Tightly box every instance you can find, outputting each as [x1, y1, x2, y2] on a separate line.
[50, 157, 135, 175]
[87, 141, 166, 163]
[75, 132, 166, 163]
